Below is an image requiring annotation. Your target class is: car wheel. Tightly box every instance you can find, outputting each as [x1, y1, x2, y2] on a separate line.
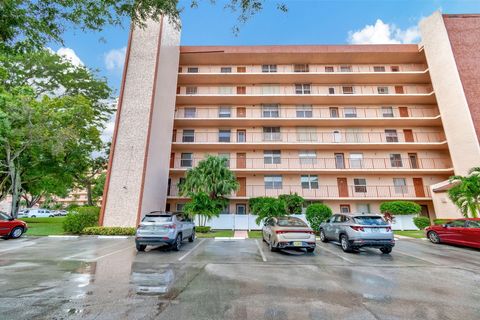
[10, 227, 24, 239]
[306, 247, 315, 253]
[428, 231, 441, 244]
[49, 215, 54, 217]
[31, 215, 36, 218]
[188, 230, 195, 242]
[136, 243, 146, 251]
[172, 234, 182, 251]
[380, 247, 392, 254]
[319, 229, 328, 243]
[340, 234, 352, 253]
[269, 238, 277, 252]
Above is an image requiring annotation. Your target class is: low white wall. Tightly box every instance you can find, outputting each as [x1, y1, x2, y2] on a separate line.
[195, 214, 418, 231]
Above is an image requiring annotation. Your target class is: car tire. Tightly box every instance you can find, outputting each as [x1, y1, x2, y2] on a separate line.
[136, 243, 146, 252]
[340, 234, 353, 253]
[427, 231, 441, 244]
[380, 247, 392, 254]
[306, 247, 315, 253]
[1, 236, 9, 240]
[172, 234, 182, 251]
[188, 230, 195, 242]
[9, 227, 24, 239]
[319, 229, 328, 243]
[31, 215, 36, 218]
[269, 239, 277, 252]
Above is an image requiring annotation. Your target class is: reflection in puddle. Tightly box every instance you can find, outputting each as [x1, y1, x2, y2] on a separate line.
[131, 263, 175, 295]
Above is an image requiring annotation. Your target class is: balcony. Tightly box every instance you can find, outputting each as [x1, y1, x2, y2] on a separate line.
[170, 157, 453, 174]
[167, 184, 432, 200]
[172, 130, 448, 150]
[174, 106, 441, 127]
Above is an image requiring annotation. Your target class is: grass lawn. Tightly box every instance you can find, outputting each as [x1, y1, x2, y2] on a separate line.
[394, 230, 426, 239]
[247, 231, 263, 238]
[20, 217, 66, 236]
[196, 230, 234, 238]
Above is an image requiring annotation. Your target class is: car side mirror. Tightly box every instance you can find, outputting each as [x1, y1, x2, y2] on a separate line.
[442, 224, 448, 228]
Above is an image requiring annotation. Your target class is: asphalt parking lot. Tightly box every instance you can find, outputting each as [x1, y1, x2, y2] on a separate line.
[0, 236, 479, 320]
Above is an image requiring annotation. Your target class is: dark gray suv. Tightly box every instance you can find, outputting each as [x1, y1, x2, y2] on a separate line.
[319, 213, 395, 253]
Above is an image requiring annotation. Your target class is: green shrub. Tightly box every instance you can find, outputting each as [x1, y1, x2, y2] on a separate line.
[380, 201, 421, 215]
[278, 193, 304, 215]
[195, 226, 211, 233]
[63, 206, 100, 234]
[249, 197, 288, 224]
[413, 216, 430, 230]
[433, 219, 452, 225]
[82, 226, 136, 236]
[305, 203, 333, 231]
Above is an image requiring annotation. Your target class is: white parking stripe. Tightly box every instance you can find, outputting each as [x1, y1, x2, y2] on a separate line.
[393, 249, 440, 265]
[318, 244, 354, 264]
[88, 245, 135, 262]
[0, 240, 37, 255]
[255, 239, 267, 262]
[178, 239, 206, 261]
[62, 240, 130, 260]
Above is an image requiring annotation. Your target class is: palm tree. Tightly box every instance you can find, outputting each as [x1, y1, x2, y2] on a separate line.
[448, 167, 480, 218]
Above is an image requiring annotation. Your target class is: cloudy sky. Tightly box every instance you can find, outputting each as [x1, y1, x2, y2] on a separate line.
[51, 0, 480, 140]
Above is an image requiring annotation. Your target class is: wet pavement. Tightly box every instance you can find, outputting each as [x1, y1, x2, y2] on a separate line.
[0, 236, 479, 320]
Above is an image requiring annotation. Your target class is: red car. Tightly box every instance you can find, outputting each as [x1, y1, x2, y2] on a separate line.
[0, 211, 28, 240]
[425, 218, 480, 249]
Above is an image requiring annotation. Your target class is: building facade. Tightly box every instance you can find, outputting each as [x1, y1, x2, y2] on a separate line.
[100, 12, 480, 228]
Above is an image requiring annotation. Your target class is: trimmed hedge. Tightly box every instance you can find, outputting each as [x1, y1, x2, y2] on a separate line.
[413, 216, 430, 230]
[305, 203, 333, 232]
[63, 206, 100, 234]
[82, 226, 136, 236]
[195, 226, 211, 233]
[380, 201, 421, 215]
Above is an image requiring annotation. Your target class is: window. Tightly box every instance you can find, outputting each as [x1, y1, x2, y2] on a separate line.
[357, 204, 371, 213]
[354, 178, 367, 193]
[374, 66, 386, 72]
[182, 130, 194, 142]
[385, 129, 399, 142]
[296, 105, 313, 118]
[390, 154, 403, 167]
[299, 150, 317, 165]
[264, 175, 283, 189]
[335, 153, 345, 169]
[339, 205, 351, 213]
[448, 220, 466, 227]
[218, 130, 231, 142]
[263, 127, 281, 141]
[325, 66, 334, 72]
[262, 64, 277, 73]
[301, 175, 319, 189]
[218, 106, 231, 118]
[344, 107, 357, 118]
[236, 204, 247, 215]
[220, 205, 230, 215]
[297, 127, 317, 142]
[340, 65, 352, 72]
[349, 153, 363, 169]
[377, 86, 389, 94]
[294, 64, 309, 72]
[330, 107, 339, 118]
[186, 86, 197, 94]
[382, 106, 394, 117]
[295, 84, 311, 94]
[180, 153, 193, 167]
[237, 130, 246, 142]
[221, 67, 232, 73]
[393, 178, 407, 194]
[218, 153, 230, 167]
[264, 150, 281, 164]
[342, 86, 354, 94]
[184, 107, 196, 118]
[328, 87, 335, 94]
[262, 104, 280, 118]
[466, 220, 480, 228]
[219, 86, 234, 94]
[187, 67, 198, 73]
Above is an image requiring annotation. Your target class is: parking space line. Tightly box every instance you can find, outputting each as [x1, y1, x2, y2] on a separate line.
[255, 239, 267, 262]
[89, 245, 135, 262]
[0, 240, 37, 256]
[62, 240, 131, 260]
[178, 239, 206, 261]
[393, 249, 440, 265]
[318, 244, 354, 264]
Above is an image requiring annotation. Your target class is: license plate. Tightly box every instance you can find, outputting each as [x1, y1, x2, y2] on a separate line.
[293, 241, 303, 247]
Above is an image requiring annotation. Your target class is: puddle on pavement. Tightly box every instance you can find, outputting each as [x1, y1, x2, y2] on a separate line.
[130, 262, 175, 295]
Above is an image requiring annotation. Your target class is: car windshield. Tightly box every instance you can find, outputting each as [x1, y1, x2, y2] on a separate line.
[0, 212, 11, 220]
[142, 215, 172, 223]
[276, 217, 308, 227]
[354, 216, 388, 226]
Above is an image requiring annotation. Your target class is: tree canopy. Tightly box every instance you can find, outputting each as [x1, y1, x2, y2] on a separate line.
[448, 167, 480, 218]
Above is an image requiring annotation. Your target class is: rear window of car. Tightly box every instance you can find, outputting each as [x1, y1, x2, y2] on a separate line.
[0, 212, 10, 220]
[276, 217, 308, 227]
[142, 215, 172, 223]
[353, 216, 388, 226]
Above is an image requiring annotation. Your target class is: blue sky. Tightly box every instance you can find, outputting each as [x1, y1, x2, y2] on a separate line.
[52, 0, 480, 94]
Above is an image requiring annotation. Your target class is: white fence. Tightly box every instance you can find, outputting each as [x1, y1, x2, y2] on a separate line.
[195, 214, 418, 231]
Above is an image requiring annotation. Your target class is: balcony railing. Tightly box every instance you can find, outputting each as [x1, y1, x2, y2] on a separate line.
[174, 131, 446, 144]
[171, 157, 453, 170]
[175, 107, 439, 119]
[179, 65, 428, 73]
[168, 185, 431, 199]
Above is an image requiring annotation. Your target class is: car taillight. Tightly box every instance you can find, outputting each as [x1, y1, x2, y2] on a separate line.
[165, 224, 176, 229]
[350, 226, 364, 232]
[275, 230, 314, 234]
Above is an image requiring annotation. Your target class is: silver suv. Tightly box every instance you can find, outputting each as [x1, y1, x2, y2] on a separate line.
[135, 212, 195, 252]
[319, 213, 395, 254]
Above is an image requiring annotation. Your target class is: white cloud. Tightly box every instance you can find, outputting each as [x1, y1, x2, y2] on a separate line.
[56, 47, 84, 66]
[104, 47, 127, 72]
[100, 99, 119, 143]
[348, 19, 420, 44]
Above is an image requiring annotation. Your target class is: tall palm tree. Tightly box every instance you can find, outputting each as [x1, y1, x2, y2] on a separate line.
[448, 167, 480, 218]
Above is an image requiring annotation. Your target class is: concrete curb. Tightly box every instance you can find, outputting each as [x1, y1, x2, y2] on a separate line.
[44, 235, 133, 239]
[214, 237, 246, 240]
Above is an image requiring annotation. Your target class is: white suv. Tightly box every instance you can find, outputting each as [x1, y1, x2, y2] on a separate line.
[18, 209, 56, 218]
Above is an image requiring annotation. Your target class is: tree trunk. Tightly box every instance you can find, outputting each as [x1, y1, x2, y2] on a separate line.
[8, 162, 21, 218]
[86, 183, 93, 206]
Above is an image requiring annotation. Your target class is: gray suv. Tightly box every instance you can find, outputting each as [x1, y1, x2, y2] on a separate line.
[135, 212, 195, 252]
[319, 213, 395, 254]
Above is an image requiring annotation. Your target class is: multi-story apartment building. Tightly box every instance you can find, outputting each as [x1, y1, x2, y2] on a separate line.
[99, 12, 480, 227]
